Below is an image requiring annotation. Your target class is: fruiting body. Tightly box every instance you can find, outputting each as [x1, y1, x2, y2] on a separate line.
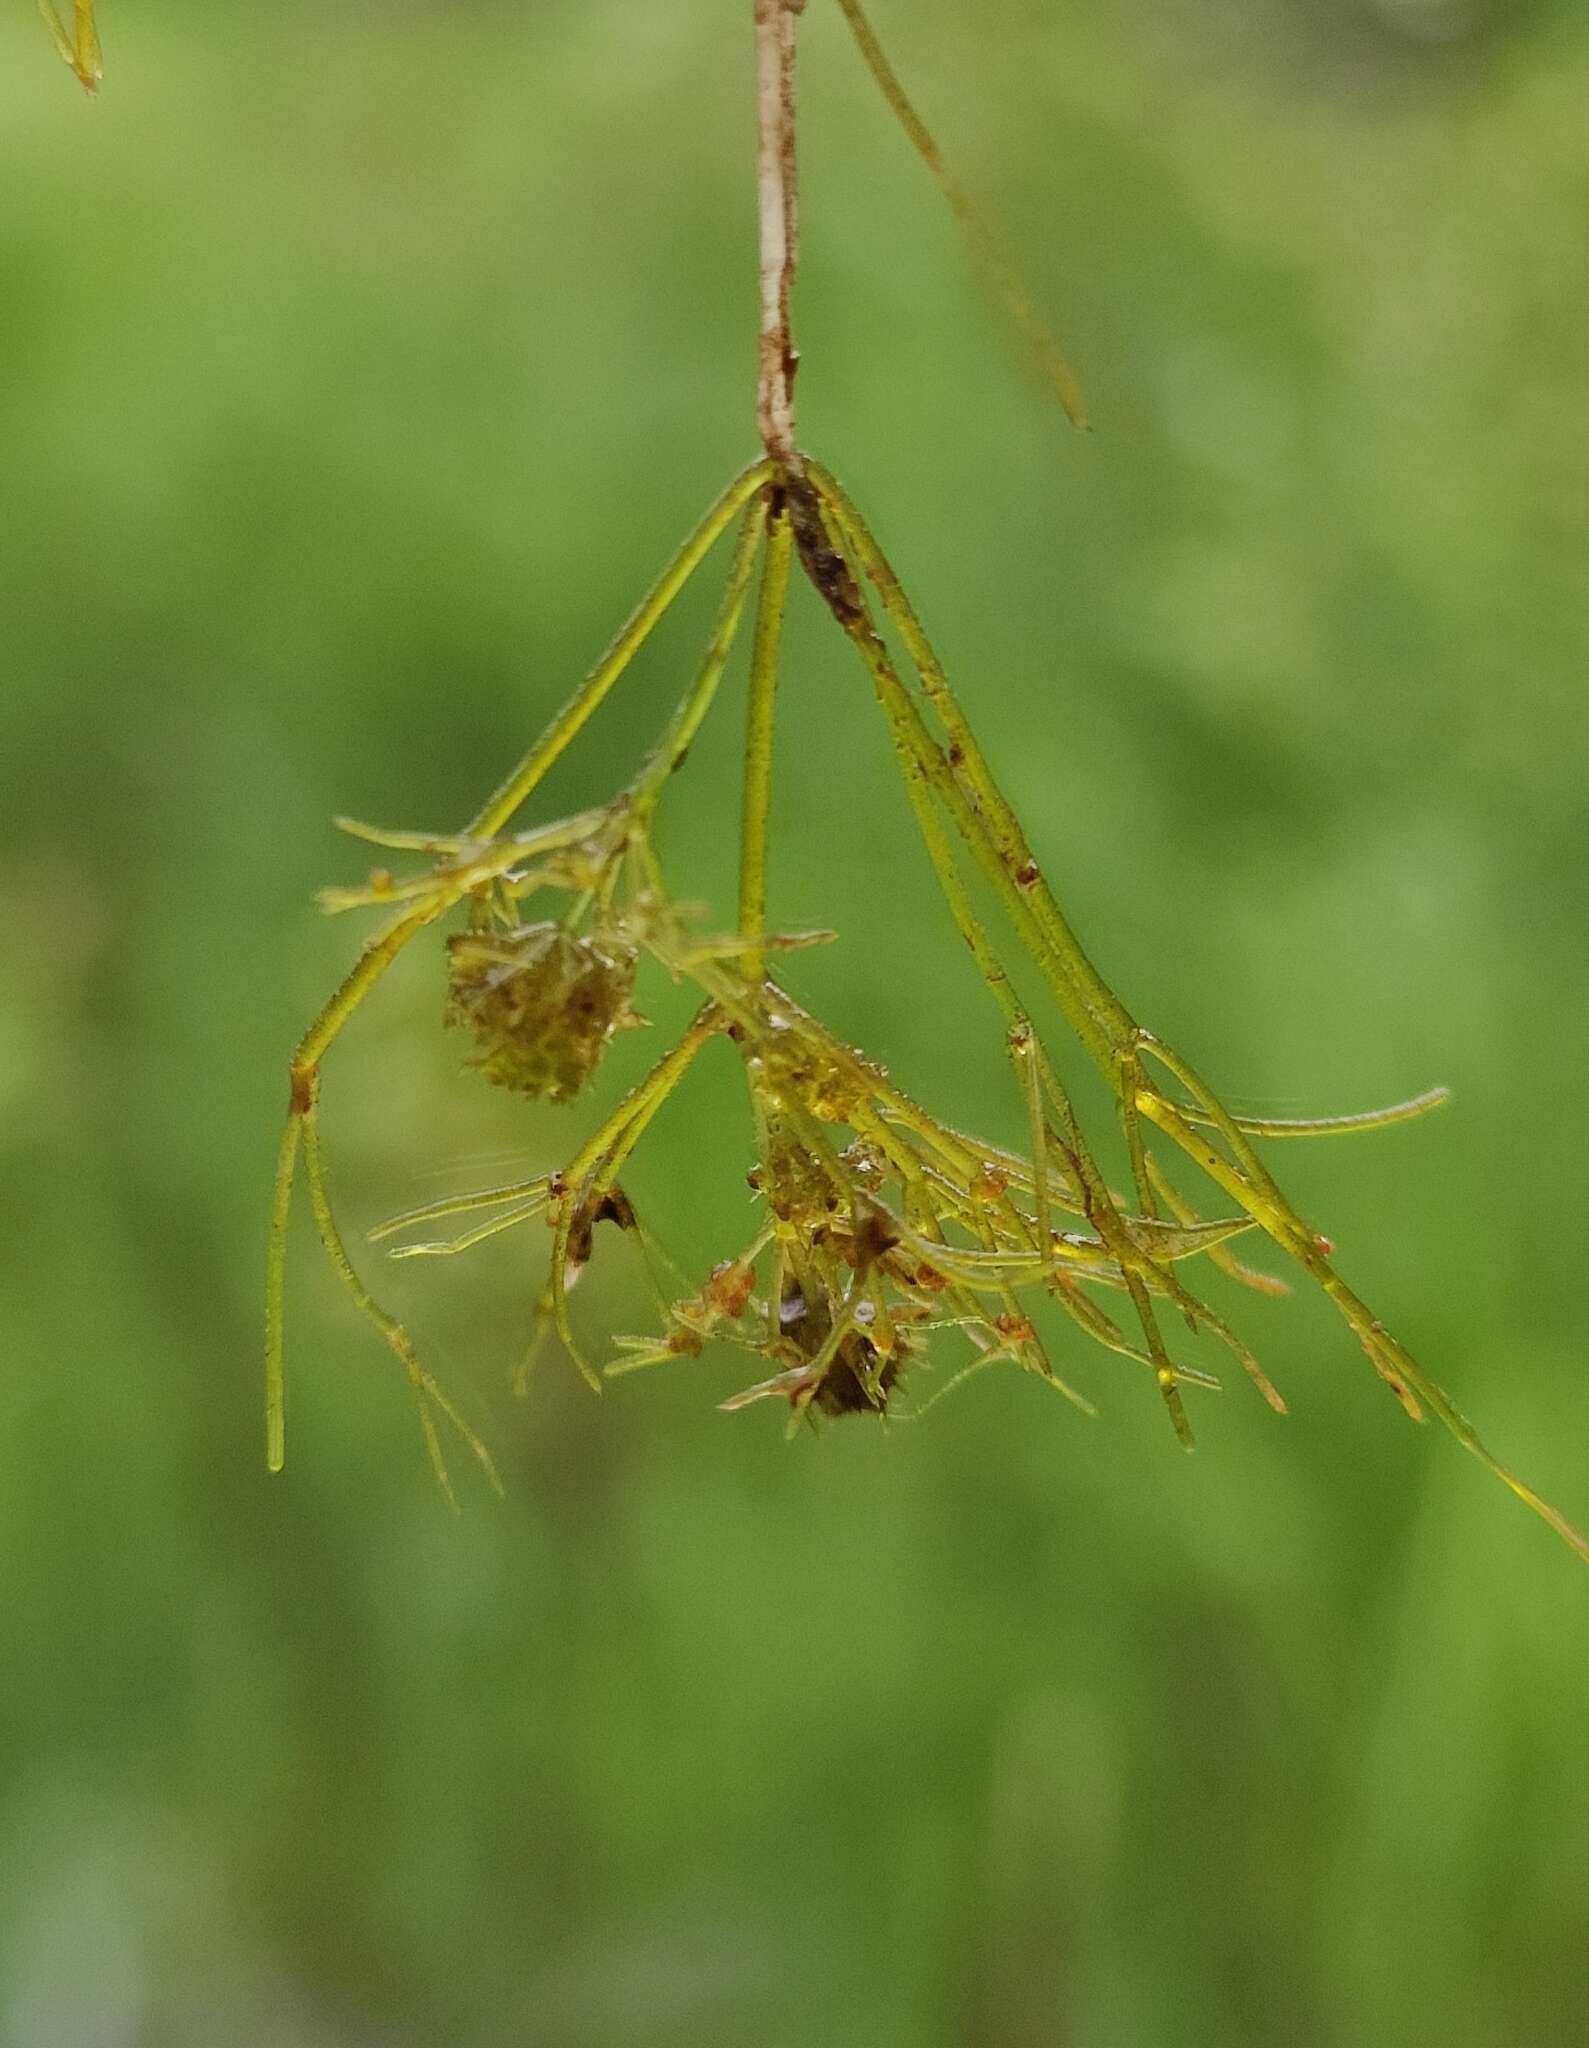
[445, 923, 637, 1101]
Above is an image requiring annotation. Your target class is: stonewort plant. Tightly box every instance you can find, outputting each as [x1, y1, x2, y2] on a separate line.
[236, 1, 1582, 1554]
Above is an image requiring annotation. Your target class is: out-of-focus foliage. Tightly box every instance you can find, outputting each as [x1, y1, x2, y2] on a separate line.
[1, 2, 1585, 2042]
[36, 0, 101, 93]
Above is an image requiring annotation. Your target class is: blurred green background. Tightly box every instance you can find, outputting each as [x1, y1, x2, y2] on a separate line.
[2, 1, 1586, 2042]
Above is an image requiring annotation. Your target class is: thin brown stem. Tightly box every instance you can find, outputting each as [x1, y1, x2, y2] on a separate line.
[756, 0, 805, 472]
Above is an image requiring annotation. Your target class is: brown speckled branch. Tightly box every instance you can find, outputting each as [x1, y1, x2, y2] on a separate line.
[755, 0, 805, 475]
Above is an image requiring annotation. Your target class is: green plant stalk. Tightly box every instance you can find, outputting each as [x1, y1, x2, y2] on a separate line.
[266, 469, 765, 1471]
[806, 465, 1585, 1554]
[737, 506, 795, 979]
[796, 489, 1198, 1434]
[469, 461, 772, 843]
[300, 1105, 502, 1506]
[830, 0, 1086, 428]
[540, 1007, 723, 1389]
[627, 501, 770, 827]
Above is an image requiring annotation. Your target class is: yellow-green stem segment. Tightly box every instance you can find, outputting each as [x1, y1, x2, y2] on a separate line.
[738, 505, 794, 978]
